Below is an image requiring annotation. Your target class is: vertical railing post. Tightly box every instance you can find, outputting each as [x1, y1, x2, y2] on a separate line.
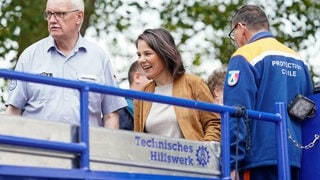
[220, 112, 231, 180]
[275, 102, 290, 180]
[79, 86, 90, 171]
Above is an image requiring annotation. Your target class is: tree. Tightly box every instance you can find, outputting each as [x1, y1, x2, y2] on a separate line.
[84, 0, 320, 81]
[155, 0, 320, 79]
[0, 0, 319, 108]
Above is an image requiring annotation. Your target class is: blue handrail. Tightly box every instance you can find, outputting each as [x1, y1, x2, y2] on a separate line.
[0, 69, 289, 180]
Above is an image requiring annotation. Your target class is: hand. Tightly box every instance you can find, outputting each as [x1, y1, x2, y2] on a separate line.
[5, 105, 22, 116]
[231, 170, 240, 180]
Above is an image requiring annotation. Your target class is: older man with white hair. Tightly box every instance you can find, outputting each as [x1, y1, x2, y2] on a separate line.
[5, 0, 127, 129]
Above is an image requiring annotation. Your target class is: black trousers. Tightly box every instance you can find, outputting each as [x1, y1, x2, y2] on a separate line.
[239, 165, 299, 180]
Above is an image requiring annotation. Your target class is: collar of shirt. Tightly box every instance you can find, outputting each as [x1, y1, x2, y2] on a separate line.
[249, 31, 274, 43]
[46, 34, 87, 53]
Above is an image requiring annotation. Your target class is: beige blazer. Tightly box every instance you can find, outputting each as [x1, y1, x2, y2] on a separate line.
[134, 73, 221, 142]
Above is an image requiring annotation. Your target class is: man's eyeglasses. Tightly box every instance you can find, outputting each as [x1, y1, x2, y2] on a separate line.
[43, 10, 79, 20]
[228, 23, 239, 41]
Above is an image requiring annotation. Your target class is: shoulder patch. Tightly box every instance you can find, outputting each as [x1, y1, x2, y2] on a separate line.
[9, 79, 17, 91]
[227, 70, 240, 86]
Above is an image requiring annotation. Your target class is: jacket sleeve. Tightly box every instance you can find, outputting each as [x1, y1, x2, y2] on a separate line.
[133, 99, 139, 132]
[196, 78, 221, 142]
[223, 55, 258, 170]
[133, 82, 155, 132]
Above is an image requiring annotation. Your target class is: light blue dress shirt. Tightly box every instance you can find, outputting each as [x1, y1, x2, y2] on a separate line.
[7, 35, 127, 126]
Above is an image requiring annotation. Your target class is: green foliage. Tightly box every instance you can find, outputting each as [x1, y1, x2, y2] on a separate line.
[0, 0, 319, 106]
[0, 0, 20, 66]
[273, 0, 320, 50]
[0, 0, 47, 67]
[81, 0, 97, 36]
[2, 0, 319, 70]
[17, 1, 47, 58]
[158, 0, 243, 66]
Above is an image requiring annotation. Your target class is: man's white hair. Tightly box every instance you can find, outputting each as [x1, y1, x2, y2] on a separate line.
[68, 0, 84, 31]
[70, 0, 84, 11]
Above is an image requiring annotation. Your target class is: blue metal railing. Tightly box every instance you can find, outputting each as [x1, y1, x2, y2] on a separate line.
[0, 69, 290, 180]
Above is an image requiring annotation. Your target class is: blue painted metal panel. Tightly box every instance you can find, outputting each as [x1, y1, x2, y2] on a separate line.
[300, 94, 320, 179]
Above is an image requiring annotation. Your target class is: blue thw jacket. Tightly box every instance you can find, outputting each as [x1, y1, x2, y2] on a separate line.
[224, 32, 313, 171]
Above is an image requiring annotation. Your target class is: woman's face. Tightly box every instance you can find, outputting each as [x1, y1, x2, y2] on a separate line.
[136, 40, 167, 81]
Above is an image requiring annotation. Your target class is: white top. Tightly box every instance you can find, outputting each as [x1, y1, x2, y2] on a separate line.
[145, 83, 183, 138]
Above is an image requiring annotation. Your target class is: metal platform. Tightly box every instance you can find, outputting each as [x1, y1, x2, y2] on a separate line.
[0, 115, 220, 178]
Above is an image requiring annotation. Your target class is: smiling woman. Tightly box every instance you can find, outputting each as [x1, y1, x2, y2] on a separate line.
[133, 28, 221, 142]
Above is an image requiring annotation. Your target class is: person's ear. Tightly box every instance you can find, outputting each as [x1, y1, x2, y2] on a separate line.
[238, 23, 246, 36]
[133, 71, 141, 84]
[237, 23, 249, 46]
[239, 23, 252, 43]
[76, 11, 84, 25]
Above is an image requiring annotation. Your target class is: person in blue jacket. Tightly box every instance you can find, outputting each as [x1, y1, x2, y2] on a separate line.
[224, 5, 313, 180]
